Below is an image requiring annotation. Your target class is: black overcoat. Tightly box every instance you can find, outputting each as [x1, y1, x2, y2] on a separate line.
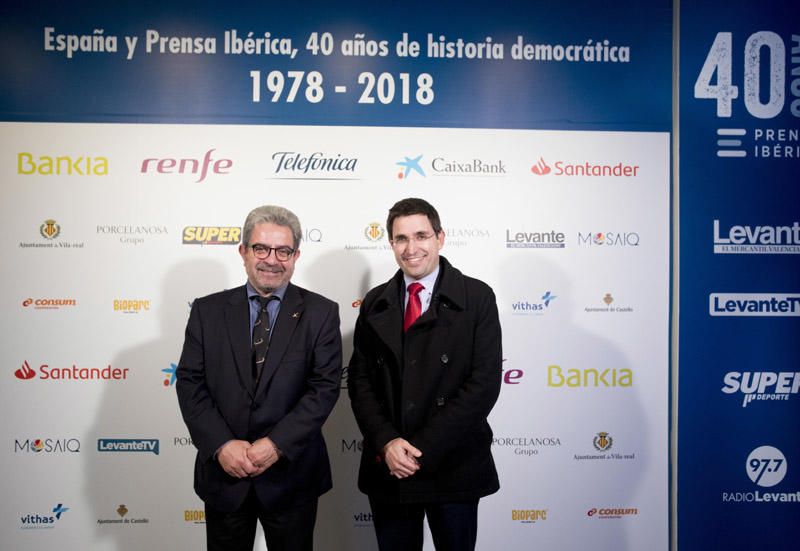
[349, 257, 501, 503]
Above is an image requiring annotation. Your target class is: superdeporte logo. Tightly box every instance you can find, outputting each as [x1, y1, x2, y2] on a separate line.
[721, 372, 799, 407]
[713, 220, 800, 254]
[722, 445, 799, 504]
[182, 226, 241, 245]
[20, 503, 69, 529]
[529, 156, 639, 177]
[709, 294, 800, 316]
[97, 439, 159, 455]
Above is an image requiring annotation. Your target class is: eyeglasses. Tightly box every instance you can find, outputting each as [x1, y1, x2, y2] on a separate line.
[390, 232, 437, 247]
[248, 244, 295, 261]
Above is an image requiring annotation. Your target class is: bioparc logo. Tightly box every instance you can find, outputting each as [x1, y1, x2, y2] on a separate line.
[182, 226, 241, 245]
[511, 509, 548, 524]
[709, 293, 800, 317]
[184, 510, 206, 524]
[511, 291, 557, 315]
[530, 156, 640, 177]
[14, 360, 129, 382]
[140, 149, 232, 183]
[22, 297, 76, 310]
[270, 151, 359, 180]
[15, 438, 81, 454]
[722, 445, 799, 504]
[721, 371, 799, 408]
[97, 438, 160, 455]
[114, 299, 151, 314]
[20, 503, 69, 530]
[96, 224, 169, 246]
[713, 220, 800, 254]
[586, 507, 638, 519]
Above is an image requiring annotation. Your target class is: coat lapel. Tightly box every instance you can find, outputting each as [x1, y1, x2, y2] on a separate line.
[255, 283, 304, 395]
[366, 271, 404, 366]
[224, 286, 255, 398]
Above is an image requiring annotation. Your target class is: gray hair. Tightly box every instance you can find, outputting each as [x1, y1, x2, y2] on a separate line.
[242, 205, 302, 249]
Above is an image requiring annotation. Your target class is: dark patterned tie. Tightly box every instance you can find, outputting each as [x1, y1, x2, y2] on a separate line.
[403, 282, 424, 332]
[252, 296, 278, 383]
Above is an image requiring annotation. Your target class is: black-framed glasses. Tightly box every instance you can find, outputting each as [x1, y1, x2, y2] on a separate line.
[248, 244, 295, 261]
[390, 232, 437, 247]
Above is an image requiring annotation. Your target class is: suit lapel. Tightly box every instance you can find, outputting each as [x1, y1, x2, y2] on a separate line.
[224, 286, 255, 398]
[255, 283, 304, 395]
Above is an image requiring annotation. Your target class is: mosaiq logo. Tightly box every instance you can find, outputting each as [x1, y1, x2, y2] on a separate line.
[721, 371, 799, 407]
[15, 438, 81, 454]
[722, 445, 799, 503]
[577, 231, 640, 247]
[270, 151, 359, 179]
[713, 220, 800, 254]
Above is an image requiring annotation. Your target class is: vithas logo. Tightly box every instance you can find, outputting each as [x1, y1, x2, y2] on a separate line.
[15, 361, 36, 380]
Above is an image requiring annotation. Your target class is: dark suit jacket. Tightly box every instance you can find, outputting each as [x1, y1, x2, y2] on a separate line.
[348, 257, 501, 504]
[176, 283, 342, 512]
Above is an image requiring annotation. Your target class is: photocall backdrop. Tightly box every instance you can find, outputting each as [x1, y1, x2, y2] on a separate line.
[0, 1, 692, 549]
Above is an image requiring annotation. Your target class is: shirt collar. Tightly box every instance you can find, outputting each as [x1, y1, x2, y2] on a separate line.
[246, 280, 288, 302]
[403, 264, 440, 293]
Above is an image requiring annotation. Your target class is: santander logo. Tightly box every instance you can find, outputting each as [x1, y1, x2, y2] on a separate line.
[15, 361, 36, 380]
[531, 157, 551, 175]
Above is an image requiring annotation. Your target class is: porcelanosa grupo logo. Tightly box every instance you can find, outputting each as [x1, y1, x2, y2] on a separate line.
[722, 445, 798, 504]
[713, 220, 800, 254]
[492, 435, 562, 457]
[14, 360, 129, 382]
[721, 371, 799, 408]
[529, 156, 640, 177]
[20, 503, 69, 530]
[270, 151, 359, 179]
[396, 154, 425, 180]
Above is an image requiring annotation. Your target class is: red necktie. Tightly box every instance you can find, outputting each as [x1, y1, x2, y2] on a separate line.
[404, 282, 424, 332]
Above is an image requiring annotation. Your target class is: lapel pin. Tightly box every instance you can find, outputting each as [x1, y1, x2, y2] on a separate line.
[292, 312, 300, 318]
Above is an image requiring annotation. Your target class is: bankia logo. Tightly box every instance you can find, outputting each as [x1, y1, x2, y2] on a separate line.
[529, 156, 639, 177]
[713, 220, 800, 254]
[22, 297, 77, 310]
[396, 154, 425, 180]
[547, 365, 633, 388]
[18, 152, 108, 175]
[13, 360, 129, 382]
[506, 229, 566, 249]
[721, 371, 799, 408]
[722, 445, 799, 504]
[577, 231, 640, 247]
[20, 503, 69, 529]
[511, 291, 557, 315]
[710, 293, 800, 317]
[15, 438, 81, 454]
[140, 149, 232, 183]
[97, 438, 160, 455]
[270, 151, 359, 180]
[182, 226, 241, 245]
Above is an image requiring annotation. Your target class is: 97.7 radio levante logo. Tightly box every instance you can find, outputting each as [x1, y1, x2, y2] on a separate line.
[694, 31, 800, 159]
[722, 445, 799, 503]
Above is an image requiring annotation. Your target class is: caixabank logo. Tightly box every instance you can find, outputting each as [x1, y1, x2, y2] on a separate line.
[20, 503, 69, 530]
[14, 360, 129, 382]
[721, 371, 799, 408]
[162, 363, 178, 387]
[722, 445, 799, 504]
[530, 156, 640, 177]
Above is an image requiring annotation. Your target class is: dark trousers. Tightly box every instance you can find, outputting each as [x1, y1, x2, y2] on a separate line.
[205, 487, 317, 551]
[369, 498, 479, 551]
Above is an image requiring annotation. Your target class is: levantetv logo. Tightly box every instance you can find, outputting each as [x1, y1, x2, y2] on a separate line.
[709, 294, 800, 316]
[721, 372, 799, 407]
[20, 503, 69, 529]
[713, 220, 800, 254]
[97, 439, 159, 455]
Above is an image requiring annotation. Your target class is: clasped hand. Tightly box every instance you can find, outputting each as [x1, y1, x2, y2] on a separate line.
[217, 438, 280, 478]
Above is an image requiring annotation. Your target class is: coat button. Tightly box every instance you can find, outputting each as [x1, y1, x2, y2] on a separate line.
[436, 396, 445, 406]
[440, 354, 449, 364]
[406, 401, 415, 411]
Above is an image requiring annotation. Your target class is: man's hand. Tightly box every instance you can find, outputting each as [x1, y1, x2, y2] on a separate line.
[246, 437, 281, 476]
[217, 440, 258, 478]
[382, 438, 422, 479]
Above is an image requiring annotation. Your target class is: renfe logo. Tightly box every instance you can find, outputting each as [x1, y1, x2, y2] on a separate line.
[140, 149, 232, 183]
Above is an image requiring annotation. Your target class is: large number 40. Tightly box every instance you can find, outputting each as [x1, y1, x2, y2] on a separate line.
[694, 31, 785, 119]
